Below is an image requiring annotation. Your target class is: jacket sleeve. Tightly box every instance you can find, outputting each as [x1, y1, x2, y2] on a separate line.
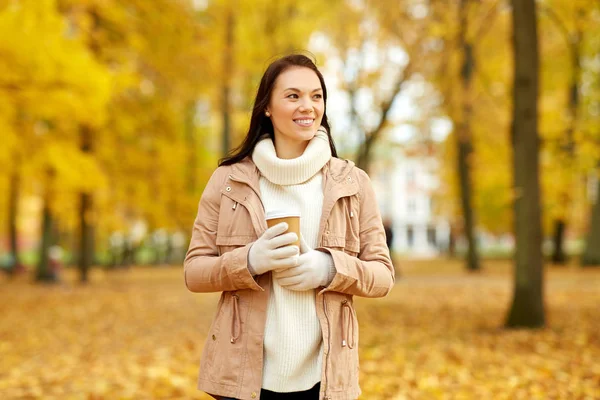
[183, 168, 263, 293]
[318, 169, 395, 298]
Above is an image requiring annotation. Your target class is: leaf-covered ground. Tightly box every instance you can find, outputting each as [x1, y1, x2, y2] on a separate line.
[0, 260, 598, 399]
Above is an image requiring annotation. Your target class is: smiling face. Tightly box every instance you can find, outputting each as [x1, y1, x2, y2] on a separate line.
[266, 66, 324, 158]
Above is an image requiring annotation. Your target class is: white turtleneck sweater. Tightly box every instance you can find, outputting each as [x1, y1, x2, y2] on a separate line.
[251, 131, 333, 393]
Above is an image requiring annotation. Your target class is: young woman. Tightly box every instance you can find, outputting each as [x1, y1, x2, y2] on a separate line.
[184, 54, 395, 400]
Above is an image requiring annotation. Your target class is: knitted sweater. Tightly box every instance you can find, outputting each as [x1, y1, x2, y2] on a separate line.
[251, 131, 332, 392]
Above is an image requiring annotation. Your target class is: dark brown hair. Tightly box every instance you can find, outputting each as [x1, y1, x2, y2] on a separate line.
[219, 54, 337, 166]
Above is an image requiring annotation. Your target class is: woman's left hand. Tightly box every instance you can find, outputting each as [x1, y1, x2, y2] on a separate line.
[274, 235, 336, 291]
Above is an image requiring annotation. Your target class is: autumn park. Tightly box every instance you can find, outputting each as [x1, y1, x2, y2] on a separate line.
[1, 0, 599, 399]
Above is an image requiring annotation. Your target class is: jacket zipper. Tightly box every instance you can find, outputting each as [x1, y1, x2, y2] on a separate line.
[323, 293, 331, 400]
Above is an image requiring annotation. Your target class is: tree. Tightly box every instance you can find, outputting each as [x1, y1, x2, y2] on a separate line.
[582, 178, 600, 265]
[505, 0, 545, 328]
[220, 0, 235, 157]
[454, 0, 480, 271]
[581, 7, 600, 266]
[346, 1, 434, 174]
[431, 0, 508, 267]
[0, 0, 112, 282]
[59, 0, 209, 276]
[539, 1, 592, 264]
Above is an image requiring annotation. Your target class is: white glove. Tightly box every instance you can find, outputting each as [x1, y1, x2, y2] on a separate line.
[248, 222, 300, 276]
[274, 235, 336, 291]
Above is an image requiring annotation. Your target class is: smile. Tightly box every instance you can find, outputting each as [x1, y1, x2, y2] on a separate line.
[294, 119, 314, 127]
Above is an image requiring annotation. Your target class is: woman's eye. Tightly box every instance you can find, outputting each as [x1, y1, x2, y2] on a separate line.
[313, 94, 323, 99]
[287, 94, 298, 99]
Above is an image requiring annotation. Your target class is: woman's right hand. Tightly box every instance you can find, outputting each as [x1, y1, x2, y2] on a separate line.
[247, 223, 299, 276]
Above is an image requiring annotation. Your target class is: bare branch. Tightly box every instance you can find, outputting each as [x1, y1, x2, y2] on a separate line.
[538, 3, 574, 52]
[366, 59, 414, 144]
[472, 0, 503, 42]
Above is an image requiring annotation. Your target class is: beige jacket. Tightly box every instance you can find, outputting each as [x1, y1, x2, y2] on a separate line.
[184, 156, 395, 400]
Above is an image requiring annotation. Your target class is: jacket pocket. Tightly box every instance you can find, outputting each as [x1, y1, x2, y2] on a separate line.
[340, 295, 360, 389]
[200, 294, 225, 374]
[326, 293, 359, 390]
[323, 195, 360, 257]
[215, 234, 253, 257]
[205, 291, 248, 386]
[343, 239, 360, 258]
[216, 197, 256, 255]
[321, 234, 360, 258]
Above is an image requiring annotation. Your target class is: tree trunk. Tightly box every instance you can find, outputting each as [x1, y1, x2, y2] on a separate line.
[36, 201, 55, 282]
[79, 126, 95, 283]
[7, 165, 21, 276]
[582, 178, 600, 266]
[447, 223, 456, 258]
[36, 169, 57, 283]
[221, 6, 234, 157]
[551, 219, 567, 263]
[76, 8, 105, 280]
[457, 139, 479, 271]
[457, 0, 480, 271]
[551, 45, 582, 265]
[122, 239, 134, 267]
[547, 6, 584, 265]
[355, 136, 375, 174]
[185, 100, 197, 194]
[505, 0, 545, 328]
[165, 234, 173, 265]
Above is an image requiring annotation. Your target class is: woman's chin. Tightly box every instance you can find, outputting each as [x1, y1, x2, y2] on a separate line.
[274, 125, 320, 143]
[285, 129, 316, 142]
[298, 132, 316, 142]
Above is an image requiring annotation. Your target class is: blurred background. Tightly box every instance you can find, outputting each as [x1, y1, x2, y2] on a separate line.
[1, 0, 599, 399]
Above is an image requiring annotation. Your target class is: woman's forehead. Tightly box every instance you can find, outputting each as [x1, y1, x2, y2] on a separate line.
[274, 67, 322, 91]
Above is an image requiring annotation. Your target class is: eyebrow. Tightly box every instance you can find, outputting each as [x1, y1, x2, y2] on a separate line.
[284, 88, 323, 93]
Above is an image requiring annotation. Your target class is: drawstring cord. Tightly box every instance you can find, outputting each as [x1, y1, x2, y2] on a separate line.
[341, 300, 356, 349]
[230, 293, 240, 343]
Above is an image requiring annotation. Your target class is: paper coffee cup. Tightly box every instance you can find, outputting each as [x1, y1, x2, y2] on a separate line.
[265, 210, 301, 248]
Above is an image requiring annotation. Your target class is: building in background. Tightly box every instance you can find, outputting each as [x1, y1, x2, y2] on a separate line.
[371, 144, 450, 258]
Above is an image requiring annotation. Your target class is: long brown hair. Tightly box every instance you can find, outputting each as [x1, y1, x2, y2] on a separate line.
[219, 54, 337, 166]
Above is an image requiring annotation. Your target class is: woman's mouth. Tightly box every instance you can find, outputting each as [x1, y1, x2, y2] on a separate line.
[294, 118, 314, 127]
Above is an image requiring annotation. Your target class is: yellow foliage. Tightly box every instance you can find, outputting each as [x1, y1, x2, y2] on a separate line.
[0, 96, 16, 167]
[434, 0, 600, 238]
[434, 2, 514, 234]
[0, 0, 112, 126]
[1, 0, 599, 252]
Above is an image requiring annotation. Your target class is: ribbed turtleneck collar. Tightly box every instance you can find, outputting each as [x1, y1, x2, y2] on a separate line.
[251, 131, 332, 185]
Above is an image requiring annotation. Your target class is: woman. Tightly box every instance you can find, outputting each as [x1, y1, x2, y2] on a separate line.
[184, 54, 394, 400]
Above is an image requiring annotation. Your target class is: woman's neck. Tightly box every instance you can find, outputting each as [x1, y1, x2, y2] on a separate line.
[273, 134, 310, 159]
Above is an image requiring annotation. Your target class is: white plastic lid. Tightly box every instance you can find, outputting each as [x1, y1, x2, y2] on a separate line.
[265, 209, 301, 220]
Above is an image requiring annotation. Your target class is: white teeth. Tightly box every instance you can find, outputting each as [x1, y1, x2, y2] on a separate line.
[295, 119, 313, 124]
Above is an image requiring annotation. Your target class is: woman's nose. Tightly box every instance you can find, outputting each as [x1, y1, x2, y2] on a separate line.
[299, 99, 313, 113]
